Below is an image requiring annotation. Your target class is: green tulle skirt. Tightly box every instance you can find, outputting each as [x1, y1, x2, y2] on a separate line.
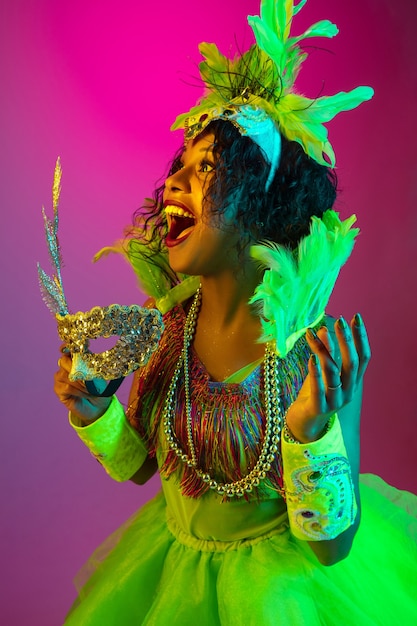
[65, 475, 417, 625]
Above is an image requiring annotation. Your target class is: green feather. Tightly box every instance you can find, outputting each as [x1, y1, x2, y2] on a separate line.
[291, 20, 339, 46]
[293, 0, 308, 17]
[249, 210, 359, 356]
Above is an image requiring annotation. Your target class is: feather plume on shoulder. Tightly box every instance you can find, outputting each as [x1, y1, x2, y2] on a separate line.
[93, 238, 174, 301]
[249, 210, 359, 357]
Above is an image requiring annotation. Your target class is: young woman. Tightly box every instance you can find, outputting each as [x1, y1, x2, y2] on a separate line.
[51, 2, 417, 623]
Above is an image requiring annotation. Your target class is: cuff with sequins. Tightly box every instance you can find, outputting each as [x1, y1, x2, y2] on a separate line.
[282, 414, 357, 541]
[69, 396, 148, 482]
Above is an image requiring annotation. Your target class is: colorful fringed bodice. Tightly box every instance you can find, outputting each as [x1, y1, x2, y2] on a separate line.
[129, 303, 312, 500]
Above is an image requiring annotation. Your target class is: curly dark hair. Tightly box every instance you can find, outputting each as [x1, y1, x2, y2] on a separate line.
[200, 120, 337, 248]
[129, 119, 337, 284]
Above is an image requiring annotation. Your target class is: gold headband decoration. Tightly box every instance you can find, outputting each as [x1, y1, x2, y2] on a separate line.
[171, 0, 374, 170]
[38, 158, 164, 387]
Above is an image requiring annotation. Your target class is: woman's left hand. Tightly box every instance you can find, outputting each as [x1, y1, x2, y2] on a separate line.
[285, 314, 371, 443]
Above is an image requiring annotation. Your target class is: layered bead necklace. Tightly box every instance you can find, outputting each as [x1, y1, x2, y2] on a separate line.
[162, 286, 284, 498]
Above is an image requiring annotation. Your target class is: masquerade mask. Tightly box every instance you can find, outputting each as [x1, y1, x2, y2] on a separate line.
[56, 305, 163, 381]
[38, 159, 164, 395]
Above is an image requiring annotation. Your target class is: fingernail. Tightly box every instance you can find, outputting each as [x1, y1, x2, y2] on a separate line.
[354, 313, 363, 326]
[307, 328, 317, 341]
[311, 353, 319, 367]
[337, 317, 347, 330]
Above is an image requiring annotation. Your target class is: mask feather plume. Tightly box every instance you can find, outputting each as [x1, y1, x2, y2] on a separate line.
[37, 157, 69, 316]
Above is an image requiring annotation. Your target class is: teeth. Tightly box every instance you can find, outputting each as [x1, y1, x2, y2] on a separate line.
[164, 205, 194, 219]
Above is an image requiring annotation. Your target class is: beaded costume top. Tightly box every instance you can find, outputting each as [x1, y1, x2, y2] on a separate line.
[128, 302, 312, 500]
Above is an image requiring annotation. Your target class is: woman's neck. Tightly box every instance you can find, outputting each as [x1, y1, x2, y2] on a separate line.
[190, 264, 265, 381]
[198, 260, 262, 329]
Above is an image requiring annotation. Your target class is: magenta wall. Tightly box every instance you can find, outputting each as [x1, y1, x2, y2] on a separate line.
[1, 1, 416, 623]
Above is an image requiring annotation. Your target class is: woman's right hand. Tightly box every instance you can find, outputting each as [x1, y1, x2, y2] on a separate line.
[54, 347, 112, 424]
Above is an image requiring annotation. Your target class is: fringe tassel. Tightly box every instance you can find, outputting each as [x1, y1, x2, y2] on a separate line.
[126, 306, 185, 452]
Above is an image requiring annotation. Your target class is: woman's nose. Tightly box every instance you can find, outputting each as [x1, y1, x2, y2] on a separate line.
[165, 166, 191, 193]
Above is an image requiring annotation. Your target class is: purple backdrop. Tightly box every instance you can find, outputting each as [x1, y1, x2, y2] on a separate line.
[1, 0, 416, 623]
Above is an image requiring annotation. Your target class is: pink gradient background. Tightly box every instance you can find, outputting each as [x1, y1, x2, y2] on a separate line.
[1, 0, 416, 622]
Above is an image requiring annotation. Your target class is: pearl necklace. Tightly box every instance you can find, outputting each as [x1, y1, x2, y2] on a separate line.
[162, 287, 283, 498]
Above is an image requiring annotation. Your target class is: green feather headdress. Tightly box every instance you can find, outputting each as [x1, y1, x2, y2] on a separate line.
[171, 0, 374, 169]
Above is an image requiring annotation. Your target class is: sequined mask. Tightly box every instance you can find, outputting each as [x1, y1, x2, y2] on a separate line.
[56, 305, 163, 382]
[38, 158, 164, 391]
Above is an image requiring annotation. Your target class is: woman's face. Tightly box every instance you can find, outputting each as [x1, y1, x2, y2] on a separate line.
[163, 132, 241, 276]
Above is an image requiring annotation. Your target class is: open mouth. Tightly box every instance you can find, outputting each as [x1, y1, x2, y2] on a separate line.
[164, 204, 196, 246]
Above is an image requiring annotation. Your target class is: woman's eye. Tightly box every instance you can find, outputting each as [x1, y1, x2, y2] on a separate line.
[200, 161, 214, 173]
